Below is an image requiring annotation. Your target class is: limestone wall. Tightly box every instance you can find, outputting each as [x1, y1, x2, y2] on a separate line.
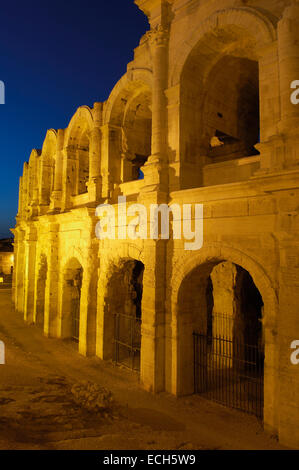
[13, 0, 299, 448]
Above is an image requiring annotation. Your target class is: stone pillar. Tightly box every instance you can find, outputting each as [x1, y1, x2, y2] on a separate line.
[61, 146, 77, 211]
[87, 103, 102, 202]
[79, 244, 98, 356]
[140, 236, 167, 393]
[211, 262, 236, 341]
[278, 1, 299, 133]
[269, 0, 299, 170]
[100, 125, 115, 200]
[141, 25, 169, 192]
[21, 163, 29, 218]
[165, 85, 181, 191]
[50, 129, 64, 211]
[136, 21, 170, 387]
[12, 228, 25, 311]
[11, 228, 16, 305]
[44, 224, 60, 337]
[23, 226, 37, 323]
[96, 259, 111, 359]
[17, 176, 24, 218]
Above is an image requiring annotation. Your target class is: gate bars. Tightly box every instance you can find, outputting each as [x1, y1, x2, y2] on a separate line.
[113, 312, 141, 371]
[193, 332, 264, 418]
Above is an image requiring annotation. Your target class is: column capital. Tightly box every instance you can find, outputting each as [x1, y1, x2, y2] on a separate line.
[147, 24, 169, 48]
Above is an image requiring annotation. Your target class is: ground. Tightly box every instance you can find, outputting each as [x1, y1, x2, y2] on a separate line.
[0, 290, 286, 450]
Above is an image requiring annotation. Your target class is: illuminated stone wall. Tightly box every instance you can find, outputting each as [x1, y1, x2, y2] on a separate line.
[13, 0, 299, 448]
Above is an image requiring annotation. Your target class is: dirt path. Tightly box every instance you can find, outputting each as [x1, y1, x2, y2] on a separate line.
[0, 290, 286, 450]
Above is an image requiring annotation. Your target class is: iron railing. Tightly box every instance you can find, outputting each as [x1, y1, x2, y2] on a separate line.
[71, 296, 81, 343]
[113, 312, 141, 371]
[193, 331, 264, 418]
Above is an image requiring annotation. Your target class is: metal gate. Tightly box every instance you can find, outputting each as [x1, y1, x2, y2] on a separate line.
[71, 271, 82, 343]
[113, 312, 141, 371]
[193, 332, 264, 418]
[71, 296, 80, 342]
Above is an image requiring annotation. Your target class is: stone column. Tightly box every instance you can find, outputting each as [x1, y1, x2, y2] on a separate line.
[136, 25, 170, 390]
[12, 228, 25, 311]
[100, 124, 116, 200]
[61, 146, 77, 211]
[44, 224, 60, 337]
[96, 258, 111, 359]
[87, 103, 102, 202]
[11, 228, 17, 305]
[17, 176, 24, 218]
[79, 243, 98, 356]
[140, 238, 166, 393]
[23, 226, 37, 323]
[141, 25, 169, 192]
[278, 1, 299, 133]
[50, 129, 64, 211]
[165, 85, 180, 191]
[21, 163, 29, 218]
[272, 0, 299, 170]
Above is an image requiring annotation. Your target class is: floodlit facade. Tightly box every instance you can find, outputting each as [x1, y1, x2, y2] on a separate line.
[13, 0, 299, 447]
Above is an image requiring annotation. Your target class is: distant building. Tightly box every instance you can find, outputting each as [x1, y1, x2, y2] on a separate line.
[0, 238, 14, 277]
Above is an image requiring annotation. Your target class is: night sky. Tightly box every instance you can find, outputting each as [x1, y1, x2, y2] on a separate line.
[0, 0, 148, 238]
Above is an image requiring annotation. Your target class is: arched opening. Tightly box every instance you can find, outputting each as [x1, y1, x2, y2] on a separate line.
[203, 56, 260, 161]
[105, 259, 144, 371]
[180, 26, 261, 188]
[177, 260, 264, 418]
[35, 254, 47, 328]
[107, 80, 152, 184]
[121, 90, 152, 181]
[67, 115, 91, 196]
[61, 258, 83, 345]
[40, 130, 56, 208]
[76, 132, 90, 194]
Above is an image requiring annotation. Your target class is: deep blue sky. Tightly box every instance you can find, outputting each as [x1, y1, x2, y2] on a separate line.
[0, 0, 148, 238]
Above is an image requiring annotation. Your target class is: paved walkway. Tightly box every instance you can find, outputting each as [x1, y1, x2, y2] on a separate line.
[0, 290, 286, 450]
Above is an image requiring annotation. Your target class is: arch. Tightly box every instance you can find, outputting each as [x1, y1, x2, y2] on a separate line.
[103, 71, 153, 126]
[65, 106, 94, 146]
[170, 243, 279, 428]
[98, 245, 146, 363]
[60, 257, 83, 344]
[64, 106, 94, 195]
[170, 7, 276, 87]
[41, 129, 57, 158]
[40, 130, 57, 206]
[61, 246, 85, 271]
[172, 7, 277, 189]
[171, 244, 278, 326]
[103, 73, 153, 183]
[103, 254, 145, 371]
[28, 148, 41, 165]
[104, 243, 145, 269]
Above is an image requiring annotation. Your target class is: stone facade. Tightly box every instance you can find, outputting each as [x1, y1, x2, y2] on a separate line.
[13, 0, 299, 448]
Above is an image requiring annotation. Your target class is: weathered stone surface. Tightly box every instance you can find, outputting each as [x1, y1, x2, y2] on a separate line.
[13, 0, 299, 448]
